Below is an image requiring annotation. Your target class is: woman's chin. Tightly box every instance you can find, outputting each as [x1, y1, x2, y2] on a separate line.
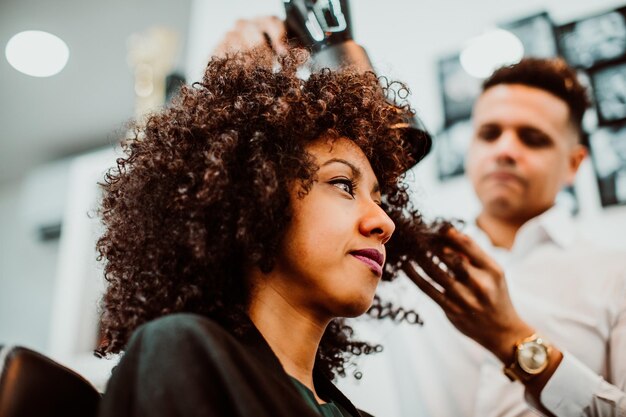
[336, 294, 376, 318]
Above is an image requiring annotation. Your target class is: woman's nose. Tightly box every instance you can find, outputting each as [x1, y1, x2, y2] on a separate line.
[359, 201, 395, 244]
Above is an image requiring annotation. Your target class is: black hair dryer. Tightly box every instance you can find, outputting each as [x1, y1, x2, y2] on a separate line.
[283, 0, 432, 166]
[284, 0, 373, 72]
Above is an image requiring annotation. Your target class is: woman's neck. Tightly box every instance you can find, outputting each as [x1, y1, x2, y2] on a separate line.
[247, 279, 329, 403]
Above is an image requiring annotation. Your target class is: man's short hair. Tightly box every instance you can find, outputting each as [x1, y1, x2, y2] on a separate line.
[482, 58, 591, 142]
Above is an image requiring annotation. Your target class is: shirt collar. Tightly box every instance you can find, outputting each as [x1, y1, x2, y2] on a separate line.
[469, 204, 575, 260]
[519, 204, 575, 250]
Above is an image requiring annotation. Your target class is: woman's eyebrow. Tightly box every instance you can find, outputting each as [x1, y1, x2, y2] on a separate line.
[321, 158, 362, 179]
[321, 158, 380, 194]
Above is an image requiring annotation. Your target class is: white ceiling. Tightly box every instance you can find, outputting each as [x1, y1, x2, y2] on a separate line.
[0, 0, 191, 185]
[4, 0, 626, 187]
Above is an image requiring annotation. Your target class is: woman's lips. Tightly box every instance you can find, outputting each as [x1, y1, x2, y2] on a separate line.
[350, 249, 384, 277]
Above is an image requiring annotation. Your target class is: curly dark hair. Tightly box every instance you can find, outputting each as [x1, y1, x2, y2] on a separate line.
[96, 48, 453, 380]
[483, 57, 591, 142]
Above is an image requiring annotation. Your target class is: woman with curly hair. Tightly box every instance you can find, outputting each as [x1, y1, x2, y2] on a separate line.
[96, 42, 458, 417]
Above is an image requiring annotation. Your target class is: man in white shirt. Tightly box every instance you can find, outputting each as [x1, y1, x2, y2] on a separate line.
[365, 58, 626, 417]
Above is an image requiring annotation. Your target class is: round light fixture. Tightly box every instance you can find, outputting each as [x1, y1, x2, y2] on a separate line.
[460, 29, 524, 78]
[5, 30, 70, 77]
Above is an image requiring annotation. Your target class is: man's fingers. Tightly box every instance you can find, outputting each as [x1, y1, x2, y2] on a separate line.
[402, 262, 450, 310]
[422, 254, 486, 310]
[418, 255, 457, 292]
[402, 261, 476, 317]
[213, 16, 287, 57]
[447, 228, 501, 273]
[257, 16, 288, 54]
[442, 244, 501, 305]
[459, 260, 493, 304]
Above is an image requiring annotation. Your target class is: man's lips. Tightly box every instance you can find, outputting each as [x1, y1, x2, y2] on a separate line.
[484, 171, 525, 184]
[350, 248, 384, 276]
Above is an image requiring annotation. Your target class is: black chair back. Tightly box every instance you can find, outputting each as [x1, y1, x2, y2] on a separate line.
[0, 345, 100, 417]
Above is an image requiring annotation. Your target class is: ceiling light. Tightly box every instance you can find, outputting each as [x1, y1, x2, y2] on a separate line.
[5, 30, 70, 77]
[460, 29, 524, 78]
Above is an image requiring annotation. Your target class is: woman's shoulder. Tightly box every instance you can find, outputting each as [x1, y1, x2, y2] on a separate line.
[123, 312, 292, 389]
[141, 312, 225, 332]
[131, 312, 237, 350]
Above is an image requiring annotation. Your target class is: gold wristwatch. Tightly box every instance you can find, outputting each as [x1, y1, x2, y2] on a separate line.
[503, 334, 550, 382]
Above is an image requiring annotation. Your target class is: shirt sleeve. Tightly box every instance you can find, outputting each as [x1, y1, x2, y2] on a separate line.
[540, 274, 626, 417]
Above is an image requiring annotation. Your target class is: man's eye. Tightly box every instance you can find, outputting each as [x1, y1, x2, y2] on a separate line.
[330, 178, 355, 196]
[519, 129, 552, 147]
[477, 126, 501, 142]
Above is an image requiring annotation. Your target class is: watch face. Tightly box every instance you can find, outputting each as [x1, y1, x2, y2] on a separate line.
[518, 341, 549, 374]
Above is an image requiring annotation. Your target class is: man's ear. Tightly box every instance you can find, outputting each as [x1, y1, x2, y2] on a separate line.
[565, 144, 587, 184]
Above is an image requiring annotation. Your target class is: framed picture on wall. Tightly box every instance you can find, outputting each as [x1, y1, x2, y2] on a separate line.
[556, 7, 626, 69]
[435, 119, 473, 180]
[437, 54, 482, 127]
[589, 122, 626, 207]
[588, 58, 626, 125]
[500, 12, 558, 58]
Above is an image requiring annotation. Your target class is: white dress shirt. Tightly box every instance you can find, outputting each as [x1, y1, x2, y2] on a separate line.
[339, 205, 626, 417]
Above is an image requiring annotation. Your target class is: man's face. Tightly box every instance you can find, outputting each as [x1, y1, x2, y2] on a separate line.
[466, 84, 585, 223]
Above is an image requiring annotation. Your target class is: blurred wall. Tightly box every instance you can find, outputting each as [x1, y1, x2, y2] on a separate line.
[0, 182, 60, 351]
[0, 0, 192, 352]
[186, 0, 626, 242]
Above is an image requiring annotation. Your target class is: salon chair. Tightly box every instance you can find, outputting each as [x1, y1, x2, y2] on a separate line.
[0, 345, 100, 417]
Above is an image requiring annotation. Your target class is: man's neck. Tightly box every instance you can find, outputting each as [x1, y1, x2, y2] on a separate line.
[476, 212, 526, 250]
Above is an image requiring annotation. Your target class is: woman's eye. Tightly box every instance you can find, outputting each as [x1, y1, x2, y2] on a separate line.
[330, 179, 355, 196]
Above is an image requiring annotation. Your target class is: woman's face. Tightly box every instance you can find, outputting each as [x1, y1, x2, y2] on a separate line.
[268, 136, 396, 321]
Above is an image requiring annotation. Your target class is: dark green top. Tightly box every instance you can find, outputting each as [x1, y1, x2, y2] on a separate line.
[290, 377, 355, 417]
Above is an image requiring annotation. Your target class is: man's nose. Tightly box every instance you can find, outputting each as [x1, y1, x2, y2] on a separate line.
[493, 130, 523, 164]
